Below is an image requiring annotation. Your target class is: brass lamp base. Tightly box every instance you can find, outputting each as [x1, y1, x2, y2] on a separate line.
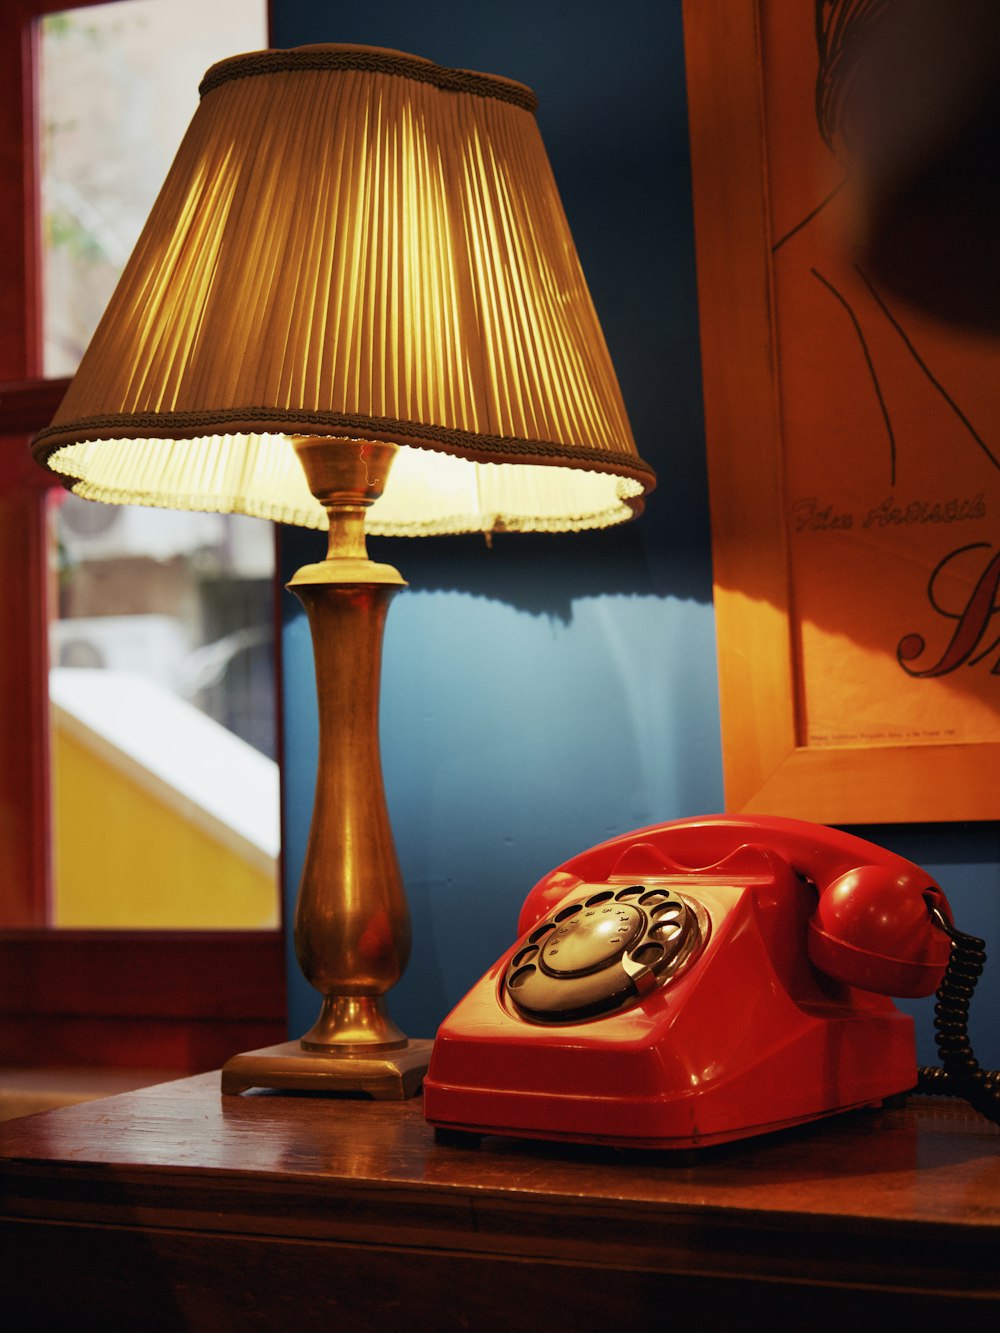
[221, 437, 431, 1100]
[220, 1039, 434, 1099]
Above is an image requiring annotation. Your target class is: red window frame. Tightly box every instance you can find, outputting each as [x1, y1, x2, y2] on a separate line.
[0, 0, 285, 1070]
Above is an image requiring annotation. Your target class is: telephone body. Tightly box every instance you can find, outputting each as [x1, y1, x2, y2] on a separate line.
[422, 815, 953, 1150]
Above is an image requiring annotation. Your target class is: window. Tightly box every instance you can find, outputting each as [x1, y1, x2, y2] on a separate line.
[0, 0, 285, 1071]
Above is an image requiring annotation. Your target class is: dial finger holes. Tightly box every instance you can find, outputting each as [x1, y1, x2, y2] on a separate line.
[508, 965, 536, 989]
[585, 890, 615, 907]
[512, 945, 538, 968]
[652, 902, 683, 920]
[529, 922, 556, 944]
[638, 889, 671, 907]
[631, 942, 665, 967]
[555, 903, 582, 922]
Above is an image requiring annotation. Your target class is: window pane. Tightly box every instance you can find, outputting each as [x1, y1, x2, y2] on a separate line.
[49, 497, 280, 929]
[39, 0, 267, 376]
[40, 0, 277, 929]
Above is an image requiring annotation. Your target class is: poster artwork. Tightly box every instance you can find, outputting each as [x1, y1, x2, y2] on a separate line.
[764, 1, 1000, 748]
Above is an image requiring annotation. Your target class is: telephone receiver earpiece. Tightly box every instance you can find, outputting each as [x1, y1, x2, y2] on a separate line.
[807, 865, 950, 997]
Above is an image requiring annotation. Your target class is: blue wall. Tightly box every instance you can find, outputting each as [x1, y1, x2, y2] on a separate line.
[274, 0, 1000, 1068]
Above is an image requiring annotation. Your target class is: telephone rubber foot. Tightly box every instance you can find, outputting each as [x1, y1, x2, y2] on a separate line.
[434, 1127, 483, 1149]
[881, 1092, 909, 1109]
[654, 1149, 702, 1167]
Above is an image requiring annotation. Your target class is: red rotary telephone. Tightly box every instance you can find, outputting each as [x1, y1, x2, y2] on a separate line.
[423, 815, 993, 1150]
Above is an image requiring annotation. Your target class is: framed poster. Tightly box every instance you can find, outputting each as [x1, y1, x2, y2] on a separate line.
[683, 0, 1000, 823]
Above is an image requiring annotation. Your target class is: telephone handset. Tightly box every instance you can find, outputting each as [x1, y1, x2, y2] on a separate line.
[423, 815, 996, 1150]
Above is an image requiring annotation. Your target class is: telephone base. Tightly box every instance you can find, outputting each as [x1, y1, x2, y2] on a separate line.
[425, 995, 915, 1150]
[424, 818, 950, 1152]
[220, 1038, 433, 1098]
[424, 875, 918, 1148]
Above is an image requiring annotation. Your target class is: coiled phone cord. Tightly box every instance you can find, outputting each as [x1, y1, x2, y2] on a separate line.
[915, 904, 1000, 1124]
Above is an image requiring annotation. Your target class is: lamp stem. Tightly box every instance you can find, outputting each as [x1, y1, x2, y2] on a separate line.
[290, 438, 416, 1047]
[221, 438, 432, 1097]
[290, 535, 408, 1052]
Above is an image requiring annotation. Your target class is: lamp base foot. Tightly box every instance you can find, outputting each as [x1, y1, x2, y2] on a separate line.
[220, 1038, 433, 1099]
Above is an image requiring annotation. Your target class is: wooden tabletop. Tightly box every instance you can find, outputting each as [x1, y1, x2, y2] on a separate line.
[2, 1074, 999, 1326]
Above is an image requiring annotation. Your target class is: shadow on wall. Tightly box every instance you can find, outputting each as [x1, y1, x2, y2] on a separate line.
[283, 521, 710, 627]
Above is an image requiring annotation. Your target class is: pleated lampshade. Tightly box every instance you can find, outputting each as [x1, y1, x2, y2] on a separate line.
[33, 44, 655, 534]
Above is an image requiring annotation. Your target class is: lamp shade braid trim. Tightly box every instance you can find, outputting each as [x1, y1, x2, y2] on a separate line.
[33, 407, 654, 482]
[198, 45, 539, 113]
[34, 44, 655, 534]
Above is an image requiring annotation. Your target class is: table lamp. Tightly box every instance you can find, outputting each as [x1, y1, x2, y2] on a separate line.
[32, 44, 656, 1098]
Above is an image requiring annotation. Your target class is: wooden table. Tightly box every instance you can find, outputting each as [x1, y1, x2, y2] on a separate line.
[1, 1074, 998, 1329]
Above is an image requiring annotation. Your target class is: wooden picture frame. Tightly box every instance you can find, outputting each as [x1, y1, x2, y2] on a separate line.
[682, 0, 999, 824]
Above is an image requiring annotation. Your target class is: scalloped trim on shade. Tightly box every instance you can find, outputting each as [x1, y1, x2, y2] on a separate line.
[33, 408, 656, 490]
[44, 434, 647, 535]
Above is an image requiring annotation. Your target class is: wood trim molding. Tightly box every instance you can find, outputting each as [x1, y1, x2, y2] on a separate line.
[0, 455, 51, 925]
[0, 377, 70, 440]
[682, 0, 796, 810]
[0, 931, 286, 1070]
